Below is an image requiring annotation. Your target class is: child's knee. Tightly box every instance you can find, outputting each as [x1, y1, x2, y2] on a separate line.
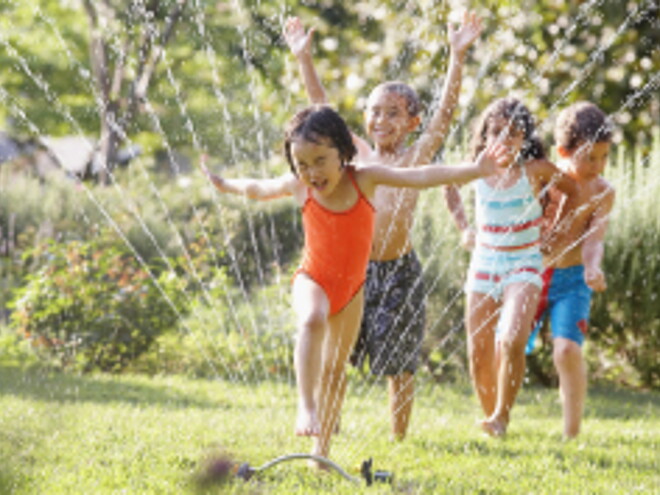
[553, 337, 582, 367]
[297, 309, 327, 334]
[498, 334, 527, 356]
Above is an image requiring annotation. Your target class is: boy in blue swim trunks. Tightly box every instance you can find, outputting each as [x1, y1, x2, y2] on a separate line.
[527, 101, 615, 438]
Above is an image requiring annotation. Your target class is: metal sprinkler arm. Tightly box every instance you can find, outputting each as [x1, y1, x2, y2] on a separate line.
[235, 453, 394, 485]
[236, 453, 361, 483]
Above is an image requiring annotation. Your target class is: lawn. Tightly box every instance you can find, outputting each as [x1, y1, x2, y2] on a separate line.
[0, 364, 657, 494]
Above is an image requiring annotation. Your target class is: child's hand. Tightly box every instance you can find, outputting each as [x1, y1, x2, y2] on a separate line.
[284, 17, 315, 58]
[199, 153, 213, 178]
[461, 227, 476, 250]
[448, 11, 482, 57]
[199, 155, 226, 191]
[476, 141, 509, 175]
[585, 266, 607, 292]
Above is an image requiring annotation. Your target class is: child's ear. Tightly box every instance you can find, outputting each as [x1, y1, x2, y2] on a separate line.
[408, 115, 422, 132]
[556, 146, 572, 158]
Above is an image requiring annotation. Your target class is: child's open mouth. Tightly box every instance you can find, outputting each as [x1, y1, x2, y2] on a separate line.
[311, 178, 328, 191]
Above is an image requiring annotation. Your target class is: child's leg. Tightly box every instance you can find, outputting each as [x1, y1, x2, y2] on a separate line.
[292, 274, 331, 436]
[312, 289, 364, 461]
[483, 282, 540, 436]
[546, 266, 591, 439]
[388, 372, 414, 441]
[553, 337, 586, 438]
[465, 291, 500, 416]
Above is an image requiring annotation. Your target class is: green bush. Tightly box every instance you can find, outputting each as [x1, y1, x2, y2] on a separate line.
[9, 234, 188, 372]
[130, 275, 296, 381]
[588, 139, 660, 388]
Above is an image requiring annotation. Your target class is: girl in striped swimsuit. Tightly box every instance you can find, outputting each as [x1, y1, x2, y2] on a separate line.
[446, 98, 577, 437]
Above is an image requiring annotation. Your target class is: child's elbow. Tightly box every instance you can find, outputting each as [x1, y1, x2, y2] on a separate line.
[245, 184, 262, 199]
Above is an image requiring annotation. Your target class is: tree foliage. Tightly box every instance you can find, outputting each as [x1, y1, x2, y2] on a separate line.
[1, 0, 657, 173]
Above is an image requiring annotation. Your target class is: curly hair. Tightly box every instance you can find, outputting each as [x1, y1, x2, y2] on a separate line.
[284, 105, 357, 175]
[470, 97, 545, 162]
[554, 101, 612, 151]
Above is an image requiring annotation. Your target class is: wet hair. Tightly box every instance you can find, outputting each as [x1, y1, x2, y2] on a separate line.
[369, 81, 422, 117]
[470, 97, 545, 162]
[554, 101, 612, 151]
[284, 105, 357, 175]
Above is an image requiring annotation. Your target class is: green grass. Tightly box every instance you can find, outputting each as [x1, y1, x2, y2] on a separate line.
[0, 364, 657, 494]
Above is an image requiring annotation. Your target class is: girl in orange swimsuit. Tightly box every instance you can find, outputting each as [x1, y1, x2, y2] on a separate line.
[201, 104, 507, 465]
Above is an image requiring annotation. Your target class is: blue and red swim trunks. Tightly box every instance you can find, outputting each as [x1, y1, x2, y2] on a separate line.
[526, 265, 593, 354]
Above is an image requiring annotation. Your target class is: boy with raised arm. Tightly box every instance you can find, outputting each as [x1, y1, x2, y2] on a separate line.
[284, 12, 481, 440]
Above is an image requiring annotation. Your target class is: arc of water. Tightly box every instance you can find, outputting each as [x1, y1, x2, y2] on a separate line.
[186, 0, 300, 384]
[0, 21, 259, 384]
[53, 2, 290, 386]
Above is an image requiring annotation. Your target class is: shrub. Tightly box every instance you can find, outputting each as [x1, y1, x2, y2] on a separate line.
[588, 141, 660, 388]
[9, 234, 188, 372]
[130, 275, 296, 381]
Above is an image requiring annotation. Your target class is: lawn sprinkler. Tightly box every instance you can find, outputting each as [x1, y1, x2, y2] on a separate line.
[235, 453, 393, 486]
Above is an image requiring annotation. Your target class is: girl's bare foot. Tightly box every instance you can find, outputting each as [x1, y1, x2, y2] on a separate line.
[480, 415, 507, 437]
[308, 448, 330, 471]
[295, 407, 320, 436]
[307, 458, 331, 471]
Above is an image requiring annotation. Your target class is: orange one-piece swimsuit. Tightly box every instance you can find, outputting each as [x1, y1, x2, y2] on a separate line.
[296, 166, 375, 315]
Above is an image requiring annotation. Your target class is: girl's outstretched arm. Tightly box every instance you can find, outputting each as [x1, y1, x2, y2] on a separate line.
[362, 141, 507, 191]
[200, 156, 297, 201]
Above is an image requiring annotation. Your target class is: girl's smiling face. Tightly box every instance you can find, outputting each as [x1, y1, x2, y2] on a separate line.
[291, 137, 344, 195]
[485, 115, 525, 166]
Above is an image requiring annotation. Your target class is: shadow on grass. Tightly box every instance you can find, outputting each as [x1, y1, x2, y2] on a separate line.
[522, 383, 659, 421]
[586, 385, 659, 419]
[0, 469, 20, 495]
[0, 363, 230, 410]
[0, 429, 33, 494]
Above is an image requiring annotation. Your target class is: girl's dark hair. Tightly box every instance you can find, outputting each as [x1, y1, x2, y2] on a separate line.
[284, 105, 357, 175]
[470, 97, 545, 162]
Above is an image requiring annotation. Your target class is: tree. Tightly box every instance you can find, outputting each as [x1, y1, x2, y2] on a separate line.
[81, 0, 187, 183]
[0, 0, 281, 179]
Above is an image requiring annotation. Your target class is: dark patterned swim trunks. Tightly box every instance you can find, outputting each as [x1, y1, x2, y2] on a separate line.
[350, 250, 426, 376]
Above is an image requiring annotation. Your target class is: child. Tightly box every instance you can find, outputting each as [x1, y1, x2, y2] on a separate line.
[201, 105, 507, 463]
[445, 97, 578, 437]
[526, 101, 614, 438]
[284, 11, 482, 440]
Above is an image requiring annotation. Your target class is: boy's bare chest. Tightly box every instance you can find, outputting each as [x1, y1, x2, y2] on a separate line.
[560, 186, 601, 235]
[373, 186, 419, 215]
